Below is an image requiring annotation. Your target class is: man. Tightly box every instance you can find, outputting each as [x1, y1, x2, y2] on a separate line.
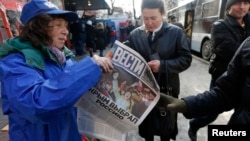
[188, 1, 250, 141]
[169, 15, 184, 30]
[126, 21, 135, 37]
[160, 34, 250, 141]
[124, 0, 192, 140]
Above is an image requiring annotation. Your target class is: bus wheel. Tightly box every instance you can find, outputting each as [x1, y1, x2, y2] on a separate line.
[201, 40, 212, 60]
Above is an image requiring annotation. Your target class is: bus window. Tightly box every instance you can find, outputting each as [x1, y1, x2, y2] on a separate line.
[202, 0, 220, 18]
[194, 6, 201, 19]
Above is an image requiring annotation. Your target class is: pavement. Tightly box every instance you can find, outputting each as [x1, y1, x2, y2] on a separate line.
[0, 48, 233, 141]
[0, 99, 9, 141]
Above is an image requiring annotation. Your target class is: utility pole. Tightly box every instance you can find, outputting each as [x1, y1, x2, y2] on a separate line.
[133, 0, 136, 19]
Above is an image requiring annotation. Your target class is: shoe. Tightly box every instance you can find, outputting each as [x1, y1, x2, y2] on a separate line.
[188, 127, 197, 141]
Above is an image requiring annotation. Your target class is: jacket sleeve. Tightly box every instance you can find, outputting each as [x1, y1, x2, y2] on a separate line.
[182, 37, 250, 118]
[162, 28, 192, 74]
[0, 54, 102, 122]
[211, 21, 240, 62]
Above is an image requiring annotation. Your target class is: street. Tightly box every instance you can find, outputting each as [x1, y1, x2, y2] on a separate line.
[0, 52, 233, 141]
[174, 55, 233, 141]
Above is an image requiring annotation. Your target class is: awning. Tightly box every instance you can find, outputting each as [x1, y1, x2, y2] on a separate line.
[64, 0, 112, 11]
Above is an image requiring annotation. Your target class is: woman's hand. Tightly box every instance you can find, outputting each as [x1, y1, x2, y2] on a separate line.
[92, 55, 113, 73]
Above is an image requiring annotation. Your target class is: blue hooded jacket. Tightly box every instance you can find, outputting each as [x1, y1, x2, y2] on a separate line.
[0, 37, 102, 141]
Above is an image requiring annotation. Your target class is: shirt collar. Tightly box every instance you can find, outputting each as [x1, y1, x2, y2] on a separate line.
[146, 22, 163, 35]
[146, 22, 163, 40]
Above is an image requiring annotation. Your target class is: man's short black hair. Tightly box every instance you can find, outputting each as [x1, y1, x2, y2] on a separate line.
[141, 0, 165, 15]
[170, 16, 176, 20]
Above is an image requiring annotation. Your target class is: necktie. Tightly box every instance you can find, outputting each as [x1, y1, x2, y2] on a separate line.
[148, 32, 153, 45]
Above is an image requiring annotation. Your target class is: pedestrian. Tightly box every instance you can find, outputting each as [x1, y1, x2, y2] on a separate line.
[110, 25, 116, 47]
[124, 0, 192, 140]
[0, 1, 113, 141]
[169, 15, 184, 30]
[104, 23, 111, 46]
[69, 18, 86, 56]
[95, 22, 107, 57]
[86, 20, 96, 57]
[188, 1, 250, 140]
[126, 21, 135, 37]
[160, 34, 250, 139]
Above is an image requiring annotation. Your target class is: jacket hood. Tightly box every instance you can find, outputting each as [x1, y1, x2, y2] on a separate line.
[0, 37, 74, 70]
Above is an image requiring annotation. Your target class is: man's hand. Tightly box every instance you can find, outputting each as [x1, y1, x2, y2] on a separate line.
[159, 93, 188, 113]
[148, 60, 160, 73]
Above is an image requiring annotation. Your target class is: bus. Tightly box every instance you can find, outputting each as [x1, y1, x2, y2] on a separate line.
[167, 0, 227, 60]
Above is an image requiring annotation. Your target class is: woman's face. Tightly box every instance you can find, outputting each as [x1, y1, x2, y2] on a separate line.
[48, 18, 69, 49]
[142, 8, 163, 32]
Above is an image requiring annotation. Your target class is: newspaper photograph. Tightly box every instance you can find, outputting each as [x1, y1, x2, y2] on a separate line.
[76, 40, 160, 141]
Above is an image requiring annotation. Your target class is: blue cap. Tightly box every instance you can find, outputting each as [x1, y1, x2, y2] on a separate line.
[20, 0, 78, 25]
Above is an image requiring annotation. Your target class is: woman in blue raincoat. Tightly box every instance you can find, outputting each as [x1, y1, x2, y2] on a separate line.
[0, 1, 113, 141]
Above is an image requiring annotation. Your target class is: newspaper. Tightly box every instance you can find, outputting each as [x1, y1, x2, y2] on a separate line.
[76, 40, 160, 141]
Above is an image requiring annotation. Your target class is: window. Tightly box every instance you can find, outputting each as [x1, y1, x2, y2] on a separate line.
[202, 0, 220, 18]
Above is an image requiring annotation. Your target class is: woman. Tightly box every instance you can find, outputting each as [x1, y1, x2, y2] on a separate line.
[0, 1, 113, 141]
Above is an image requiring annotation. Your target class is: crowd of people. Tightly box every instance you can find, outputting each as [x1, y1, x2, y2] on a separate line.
[69, 18, 115, 57]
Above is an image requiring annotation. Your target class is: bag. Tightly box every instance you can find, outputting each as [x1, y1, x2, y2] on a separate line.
[153, 90, 176, 139]
[153, 60, 178, 139]
[208, 53, 216, 75]
[208, 53, 224, 79]
[139, 89, 176, 140]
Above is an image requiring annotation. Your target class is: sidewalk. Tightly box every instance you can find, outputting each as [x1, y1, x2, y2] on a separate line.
[0, 98, 9, 141]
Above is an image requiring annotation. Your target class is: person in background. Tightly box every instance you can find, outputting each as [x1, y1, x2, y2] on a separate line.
[169, 15, 184, 30]
[0, 1, 113, 141]
[104, 23, 111, 46]
[95, 22, 107, 57]
[69, 17, 86, 56]
[124, 0, 192, 140]
[159, 34, 250, 140]
[119, 24, 127, 42]
[126, 21, 135, 38]
[110, 25, 116, 47]
[188, 1, 250, 140]
[86, 20, 96, 57]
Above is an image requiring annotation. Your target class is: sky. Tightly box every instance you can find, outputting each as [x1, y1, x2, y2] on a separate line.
[113, 0, 142, 17]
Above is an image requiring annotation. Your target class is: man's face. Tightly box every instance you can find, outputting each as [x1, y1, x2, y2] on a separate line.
[228, 2, 250, 19]
[142, 8, 163, 32]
